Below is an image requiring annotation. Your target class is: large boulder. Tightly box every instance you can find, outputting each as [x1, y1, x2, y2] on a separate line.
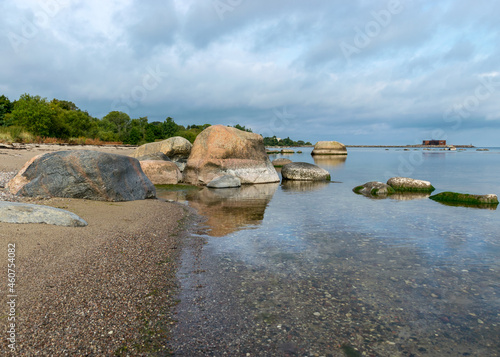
[281, 162, 331, 181]
[387, 177, 435, 192]
[139, 160, 182, 185]
[311, 141, 347, 155]
[183, 125, 280, 185]
[0, 201, 87, 227]
[353, 181, 395, 197]
[7, 150, 156, 201]
[131, 136, 192, 170]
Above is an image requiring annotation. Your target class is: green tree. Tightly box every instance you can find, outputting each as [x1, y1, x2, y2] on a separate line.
[162, 117, 179, 138]
[51, 98, 79, 111]
[102, 111, 131, 136]
[10, 94, 69, 137]
[0, 95, 13, 126]
[145, 122, 164, 142]
[64, 110, 95, 137]
[232, 124, 252, 132]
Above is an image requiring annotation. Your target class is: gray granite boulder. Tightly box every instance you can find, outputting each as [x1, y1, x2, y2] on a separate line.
[207, 175, 242, 189]
[353, 181, 395, 197]
[387, 177, 435, 192]
[0, 202, 87, 227]
[281, 162, 330, 181]
[7, 150, 156, 201]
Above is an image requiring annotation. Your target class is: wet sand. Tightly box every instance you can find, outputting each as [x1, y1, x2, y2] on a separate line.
[0, 144, 194, 355]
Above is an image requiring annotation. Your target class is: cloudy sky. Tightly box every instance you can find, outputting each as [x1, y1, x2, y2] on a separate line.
[1, 0, 499, 145]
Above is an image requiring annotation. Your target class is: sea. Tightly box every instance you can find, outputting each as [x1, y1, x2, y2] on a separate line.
[158, 147, 500, 357]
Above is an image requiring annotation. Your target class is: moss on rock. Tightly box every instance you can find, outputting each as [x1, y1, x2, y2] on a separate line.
[429, 192, 499, 205]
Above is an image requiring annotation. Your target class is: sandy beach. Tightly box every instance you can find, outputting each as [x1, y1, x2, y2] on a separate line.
[0, 144, 194, 355]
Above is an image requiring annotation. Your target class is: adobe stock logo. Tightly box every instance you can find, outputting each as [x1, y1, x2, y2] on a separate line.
[340, 0, 404, 63]
[212, 0, 244, 21]
[111, 65, 168, 114]
[7, 0, 68, 54]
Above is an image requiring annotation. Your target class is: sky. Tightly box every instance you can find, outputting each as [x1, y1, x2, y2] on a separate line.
[1, 0, 500, 146]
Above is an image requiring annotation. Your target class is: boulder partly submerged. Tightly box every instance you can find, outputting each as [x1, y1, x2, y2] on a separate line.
[272, 158, 292, 167]
[429, 192, 499, 206]
[207, 175, 242, 189]
[311, 141, 347, 155]
[387, 177, 435, 192]
[281, 162, 331, 181]
[353, 181, 395, 197]
[183, 125, 280, 185]
[0, 201, 87, 227]
[7, 150, 156, 201]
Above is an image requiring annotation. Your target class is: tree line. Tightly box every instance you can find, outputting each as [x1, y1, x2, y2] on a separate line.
[0, 93, 310, 146]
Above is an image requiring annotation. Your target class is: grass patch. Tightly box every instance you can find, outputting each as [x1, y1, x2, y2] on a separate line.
[429, 192, 498, 205]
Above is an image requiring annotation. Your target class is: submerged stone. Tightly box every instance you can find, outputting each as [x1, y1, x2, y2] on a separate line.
[429, 192, 499, 206]
[207, 175, 242, 189]
[353, 181, 395, 197]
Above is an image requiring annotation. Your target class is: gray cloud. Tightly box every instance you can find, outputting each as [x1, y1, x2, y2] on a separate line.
[1, 0, 499, 145]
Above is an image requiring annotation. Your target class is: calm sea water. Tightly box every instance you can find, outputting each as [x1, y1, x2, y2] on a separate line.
[162, 147, 500, 357]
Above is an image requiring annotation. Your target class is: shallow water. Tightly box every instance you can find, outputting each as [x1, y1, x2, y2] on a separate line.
[163, 147, 500, 356]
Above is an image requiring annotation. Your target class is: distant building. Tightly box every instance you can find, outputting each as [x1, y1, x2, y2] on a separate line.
[422, 140, 446, 146]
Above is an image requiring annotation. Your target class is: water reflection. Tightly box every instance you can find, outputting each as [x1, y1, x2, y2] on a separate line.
[185, 183, 279, 237]
[281, 180, 330, 193]
[312, 155, 347, 168]
[389, 192, 431, 201]
[355, 191, 431, 201]
[431, 200, 498, 210]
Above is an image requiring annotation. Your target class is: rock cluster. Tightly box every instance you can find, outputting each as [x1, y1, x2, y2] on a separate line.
[131, 136, 192, 171]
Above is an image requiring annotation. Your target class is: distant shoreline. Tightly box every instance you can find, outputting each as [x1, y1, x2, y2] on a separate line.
[266, 144, 476, 149]
[345, 144, 475, 148]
